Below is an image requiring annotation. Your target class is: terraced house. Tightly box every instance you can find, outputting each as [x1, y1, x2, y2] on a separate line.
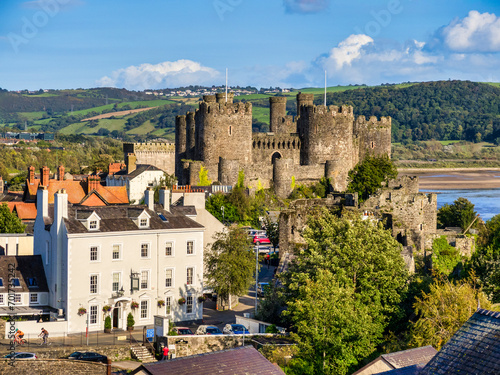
[32, 187, 205, 335]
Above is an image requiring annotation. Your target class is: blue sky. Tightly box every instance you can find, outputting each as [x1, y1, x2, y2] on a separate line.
[1, 0, 500, 90]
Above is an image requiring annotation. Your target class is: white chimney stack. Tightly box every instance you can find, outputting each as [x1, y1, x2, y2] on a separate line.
[54, 189, 68, 221]
[159, 188, 170, 212]
[145, 188, 155, 211]
[36, 186, 49, 219]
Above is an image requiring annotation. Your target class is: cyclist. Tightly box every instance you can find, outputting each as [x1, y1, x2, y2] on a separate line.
[39, 327, 49, 345]
[14, 329, 25, 344]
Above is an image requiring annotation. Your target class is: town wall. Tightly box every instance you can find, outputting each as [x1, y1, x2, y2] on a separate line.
[0, 359, 116, 375]
[124, 142, 175, 175]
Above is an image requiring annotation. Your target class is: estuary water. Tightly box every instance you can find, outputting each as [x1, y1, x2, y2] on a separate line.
[421, 188, 500, 222]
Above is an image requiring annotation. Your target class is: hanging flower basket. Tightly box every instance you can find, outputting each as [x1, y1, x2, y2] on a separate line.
[78, 307, 87, 316]
[178, 297, 186, 305]
[198, 296, 206, 303]
[157, 300, 165, 307]
[102, 305, 112, 313]
[131, 301, 139, 309]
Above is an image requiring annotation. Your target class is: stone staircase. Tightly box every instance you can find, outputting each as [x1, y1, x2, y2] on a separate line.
[131, 344, 157, 363]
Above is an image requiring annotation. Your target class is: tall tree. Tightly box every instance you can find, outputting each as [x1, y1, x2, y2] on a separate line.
[347, 155, 397, 202]
[262, 215, 279, 250]
[409, 277, 492, 350]
[281, 208, 409, 374]
[0, 203, 26, 233]
[204, 227, 256, 309]
[437, 197, 477, 231]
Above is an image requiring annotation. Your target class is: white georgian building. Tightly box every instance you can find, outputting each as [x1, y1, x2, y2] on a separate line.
[33, 186, 205, 334]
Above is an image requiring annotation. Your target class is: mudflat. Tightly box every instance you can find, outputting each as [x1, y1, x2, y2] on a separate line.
[398, 168, 500, 190]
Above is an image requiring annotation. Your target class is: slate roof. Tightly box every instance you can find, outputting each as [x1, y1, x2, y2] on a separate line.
[0, 255, 49, 293]
[111, 164, 163, 180]
[382, 346, 437, 369]
[379, 364, 426, 375]
[419, 308, 500, 375]
[59, 204, 204, 234]
[132, 346, 285, 375]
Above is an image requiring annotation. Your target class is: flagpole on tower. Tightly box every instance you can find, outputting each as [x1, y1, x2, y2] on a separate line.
[225, 68, 228, 103]
[324, 70, 327, 106]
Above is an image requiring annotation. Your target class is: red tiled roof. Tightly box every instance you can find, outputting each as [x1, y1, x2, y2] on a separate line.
[10, 202, 37, 220]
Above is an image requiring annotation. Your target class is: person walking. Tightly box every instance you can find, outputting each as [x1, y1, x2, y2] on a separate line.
[162, 345, 169, 360]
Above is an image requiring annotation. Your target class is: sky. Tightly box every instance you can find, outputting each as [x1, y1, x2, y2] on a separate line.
[1, 0, 500, 91]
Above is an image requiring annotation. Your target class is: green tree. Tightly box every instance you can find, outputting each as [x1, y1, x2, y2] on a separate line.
[205, 193, 240, 224]
[467, 245, 500, 303]
[286, 270, 382, 375]
[437, 197, 477, 231]
[347, 155, 397, 202]
[409, 277, 492, 350]
[204, 228, 256, 309]
[0, 203, 26, 233]
[281, 209, 409, 374]
[431, 236, 463, 277]
[483, 213, 500, 249]
[198, 166, 212, 186]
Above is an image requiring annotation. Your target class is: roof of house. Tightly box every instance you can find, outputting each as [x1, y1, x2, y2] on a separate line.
[56, 204, 204, 234]
[0, 255, 49, 292]
[381, 346, 437, 369]
[133, 346, 285, 375]
[25, 179, 129, 205]
[7, 202, 37, 221]
[419, 308, 500, 375]
[111, 164, 163, 180]
[379, 364, 426, 375]
[353, 346, 437, 375]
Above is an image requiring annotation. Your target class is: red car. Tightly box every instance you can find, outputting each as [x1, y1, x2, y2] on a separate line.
[253, 234, 271, 246]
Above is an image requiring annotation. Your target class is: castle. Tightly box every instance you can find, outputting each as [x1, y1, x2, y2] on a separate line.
[175, 92, 391, 197]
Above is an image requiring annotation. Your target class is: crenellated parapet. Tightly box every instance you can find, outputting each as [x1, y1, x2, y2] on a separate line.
[354, 115, 392, 161]
[198, 100, 252, 116]
[124, 142, 175, 153]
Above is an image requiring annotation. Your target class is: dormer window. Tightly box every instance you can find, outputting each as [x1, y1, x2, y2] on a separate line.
[77, 210, 101, 231]
[11, 278, 21, 287]
[140, 218, 149, 228]
[27, 278, 38, 288]
[89, 220, 98, 230]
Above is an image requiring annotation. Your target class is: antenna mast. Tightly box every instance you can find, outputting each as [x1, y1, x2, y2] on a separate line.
[225, 68, 228, 103]
[324, 70, 327, 106]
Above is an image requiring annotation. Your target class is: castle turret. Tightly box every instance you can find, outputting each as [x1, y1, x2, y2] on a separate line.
[186, 112, 196, 160]
[269, 97, 288, 133]
[175, 115, 187, 179]
[296, 92, 314, 117]
[216, 92, 234, 104]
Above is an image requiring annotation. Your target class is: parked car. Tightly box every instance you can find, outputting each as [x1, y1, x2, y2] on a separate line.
[257, 282, 270, 297]
[68, 351, 108, 364]
[172, 327, 194, 335]
[195, 325, 223, 335]
[223, 324, 249, 335]
[253, 234, 271, 246]
[4, 352, 37, 360]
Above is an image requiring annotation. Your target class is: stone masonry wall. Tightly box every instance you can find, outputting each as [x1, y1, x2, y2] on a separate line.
[0, 359, 117, 375]
[124, 142, 175, 174]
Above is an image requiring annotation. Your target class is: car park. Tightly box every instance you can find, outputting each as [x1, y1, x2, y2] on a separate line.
[68, 351, 108, 364]
[172, 327, 194, 335]
[195, 325, 223, 335]
[253, 234, 271, 246]
[4, 352, 37, 360]
[223, 324, 249, 335]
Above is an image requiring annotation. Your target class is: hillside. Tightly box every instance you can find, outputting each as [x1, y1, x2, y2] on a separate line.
[321, 81, 500, 144]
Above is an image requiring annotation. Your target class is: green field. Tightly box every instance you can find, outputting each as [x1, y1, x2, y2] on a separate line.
[21, 93, 58, 97]
[70, 99, 174, 117]
[252, 107, 270, 124]
[18, 111, 47, 121]
[439, 140, 462, 145]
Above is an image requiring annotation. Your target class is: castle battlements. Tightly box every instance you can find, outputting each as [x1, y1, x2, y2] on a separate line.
[175, 91, 392, 197]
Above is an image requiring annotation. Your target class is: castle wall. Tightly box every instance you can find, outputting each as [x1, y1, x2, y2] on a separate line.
[273, 158, 324, 198]
[186, 112, 196, 160]
[354, 116, 392, 161]
[123, 142, 175, 175]
[175, 116, 187, 180]
[251, 133, 301, 165]
[195, 99, 253, 167]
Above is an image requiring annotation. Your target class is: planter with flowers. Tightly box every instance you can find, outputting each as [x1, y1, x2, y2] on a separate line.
[131, 301, 139, 310]
[178, 297, 186, 305]
[198, 296, 206, 303]
[78, 307, 87, 316]
[157, 300, 165, 308]
[102, 305, 112, 314]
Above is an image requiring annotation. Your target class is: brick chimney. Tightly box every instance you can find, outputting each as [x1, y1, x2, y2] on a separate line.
[126, 153, 137, 174]
[57, 165, 65, 181]
[87, 176, 99, 192]
[40, 166, 50, 187]
[28, 166, 35, 185]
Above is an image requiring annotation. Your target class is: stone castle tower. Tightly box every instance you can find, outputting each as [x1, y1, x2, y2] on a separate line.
[175, 92, 391, 197]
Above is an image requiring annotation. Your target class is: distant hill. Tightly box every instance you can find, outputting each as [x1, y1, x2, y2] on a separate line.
[321, 81, 500, 143]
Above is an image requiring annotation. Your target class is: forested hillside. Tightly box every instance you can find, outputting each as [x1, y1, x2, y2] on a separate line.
[320, 81, 500, 143]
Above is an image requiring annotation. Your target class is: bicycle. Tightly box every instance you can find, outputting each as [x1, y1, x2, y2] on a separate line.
[14, 336, 27, 346]
[39, 335, 50, 346]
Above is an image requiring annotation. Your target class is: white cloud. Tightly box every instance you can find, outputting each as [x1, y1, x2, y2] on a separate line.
[319, 34, 373, 70]
[441, 10, 500, 52]
[283, 0, 330, 14]
[97, 60, 222, 90]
